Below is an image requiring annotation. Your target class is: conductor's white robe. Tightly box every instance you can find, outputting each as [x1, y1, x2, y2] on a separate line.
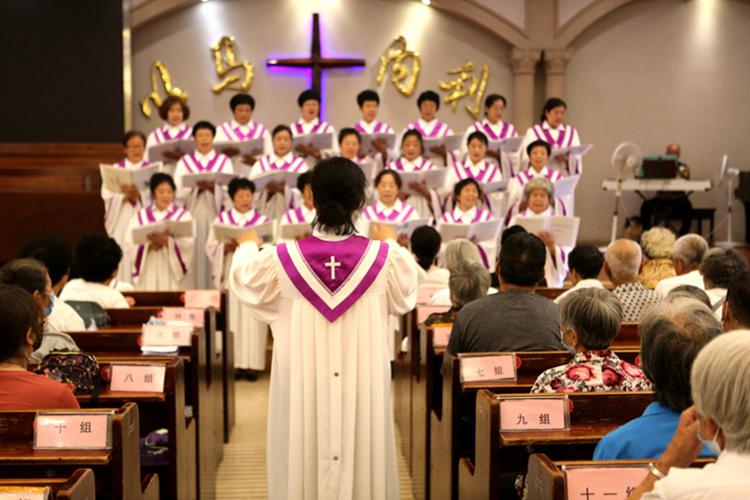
[229, 231, 417, 500]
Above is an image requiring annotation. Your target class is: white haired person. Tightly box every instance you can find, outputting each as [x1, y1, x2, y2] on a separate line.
[654, 234, 708, 296]
[428, 238, 494, 306]
[605, 239, 662, 322]
[628, 331, 750, 499]
[639, 227, 676, 289]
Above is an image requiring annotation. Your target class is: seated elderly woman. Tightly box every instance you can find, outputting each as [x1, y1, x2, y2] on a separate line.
[429, 238, 492, 306]
[594, 297, 722, 460]
[639, 227, 676, 289]
[629, 330, 750, 499]
[425, 261, 490, 325]
[699, 247, 748, 318]
[531, 288, 651, 393]
[0, 284, 79, 409]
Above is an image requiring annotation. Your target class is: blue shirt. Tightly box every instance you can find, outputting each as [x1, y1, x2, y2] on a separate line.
[594, 401, 717, 460]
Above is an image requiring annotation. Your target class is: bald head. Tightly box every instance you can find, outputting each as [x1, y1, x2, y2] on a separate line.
[605, 239, 642, 284]
[666, 143, 681, 158]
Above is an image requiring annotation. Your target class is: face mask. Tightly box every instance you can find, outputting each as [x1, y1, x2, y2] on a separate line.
[44, 291, 56, 317]
[697, 425, 722, 456]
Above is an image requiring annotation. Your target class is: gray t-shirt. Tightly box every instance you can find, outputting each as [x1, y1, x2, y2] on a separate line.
[447, 290, 562, 353]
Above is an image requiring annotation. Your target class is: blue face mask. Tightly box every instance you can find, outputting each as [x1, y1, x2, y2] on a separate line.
[697, 426, 722, 456]
[44, 291, 56, 317]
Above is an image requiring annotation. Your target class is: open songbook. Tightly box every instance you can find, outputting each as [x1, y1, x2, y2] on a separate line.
[180, 171, 237, 189]
[399, 169, 449, 196]
[292, 132, 334, 151]
[99, 162, 163, 193]
[147, 139, 195, 163]
[359, 132, 396, 154]
[514, 215, 581, 248]
[422, 135, 462, 157]
[479, 179, 509, 194]
[488, 136, 524, 154]
[215, 138, 264, 157]
[250, 170, 304, 191]
[553, 174, 581, 199]
[437, 219, 503, 242]
[280, 222, 312, 241]
[131, 219, 194, 245]
[212, 221, 275, 243]
[368, 218, 431, 239]
[551, 144, 593, 159]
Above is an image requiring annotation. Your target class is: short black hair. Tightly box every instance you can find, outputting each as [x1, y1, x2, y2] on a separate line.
[0, 258, 48, 295]
[19, 233, 72, 287]
[0, 284, 44, 363]
[417, 90, 440, 110]
[568, 245, 604, 280]
[467, 130, 489, 147]
[297, 171, 313, 192]
[74, 235, 122, 283]
[228, 177, 256, 199]
[411, 226, 441, 271]
[526, 139, 551, 157]
[727, 271, 750, 327]
[540, 97, 567, 123]
[122, 130, 146, 147]
[149, 173, 176, 195]
[668, 285, 711, 308]
[297, 89, 320, 107]
[311, 157, 366, 236]
[401, 129, 424, 153]
[375, 169, 402, 190]
[230, 93, 255, 111]
[453, 178, 482, 201]
[500, 225, 527, 246]
[192, 120, 216, 138]
[484, 93, 507, 109]
[356, 89, 380, 107]
[699, 248, 748, 289]
[272, 124, 293, 139]
[338, 127, 361, 145]
[499, 233, 546, 286]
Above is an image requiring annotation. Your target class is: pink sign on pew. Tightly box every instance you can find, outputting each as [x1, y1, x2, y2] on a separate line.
[141, 323, 193, 347]
[498, 396, 570, 431]
[34, 412, 112, 450]
[184, 289, 221, 311]
[110, 364, 166, 392]
[459, 354, 517, 382]
[417, 306, 444, 324]
[161, 307, 205, 327]
[564, 465, 649, 499]
[432, 326, 452, 348]
[0, 486, 50, 499]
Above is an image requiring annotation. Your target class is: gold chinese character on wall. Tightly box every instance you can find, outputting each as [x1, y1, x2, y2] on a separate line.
[140, 61, 188, 118]
[438, 61, 490, 119]
[376, 36, 421, 97]
[211, 36, 254, 94]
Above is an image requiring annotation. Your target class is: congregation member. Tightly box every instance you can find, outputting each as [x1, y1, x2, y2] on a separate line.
[506, 140, 564, 208]
[425, 261, 490, 326]
[403, 90, 455, 166]
[462, 93, 518, 175]
[385, 129, 441, 219]
[447, 232, 561, 353]
[102, 130, 152, 282]
[126, 173, 195, 290]
[174, 120, 234, 288]
[229, 157, 417, 500]
[666, 285, 712, 309]
[628, 331, 750, 499]
[554, 244, 605, 304]
[531, 288, 651, 393]
[358, 170, 420, 237]
[20, 233, 85, 333]
[291, 89, 337, 164]
[410, 226, 449, 287]
[699, 247, 748, 317]
[145, 95, 192, 161]
[0, 259, 79, 360]
[206, 178, 270, 378]
[654, 234, 708, 296]
[0, 285, 79, 410]
[594, 298, 721, 460]
[639, 227, 677, 289]
[59, 235, 130, 309]
[428, 238, 488, 306]
[215, 92, 271, 167]
[605, 239, 662, 322]
[520, 97, 583, 175]
[440, 178, 496, 269]
[353, 89, 395, 162]
[724, 272, 750, 330]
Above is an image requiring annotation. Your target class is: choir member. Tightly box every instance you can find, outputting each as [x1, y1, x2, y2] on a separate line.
[174, 121, 234, 288]
[102, 130, 152, 282]
[520, 97, 582, 175]
[354, 89, 395, 162]
[338, 128, 379, 202]
[250, 125, 308, 220]
[462, 93, 518, 175]
[403, 90, 455, 166]
[358, 170, 420, 237]
[215, 92, 271, 172]
[229, 157, 417, 499]
[145, 96, 192, 162]
[127, 173, 195, 291]
[506, 140, 564, 208]
[280, 172, 316, 226]
[385, 130, 442, 220]
[206, 178, 270, 378]
[291, 89, 337, 165]
[440, 178, 496, 269]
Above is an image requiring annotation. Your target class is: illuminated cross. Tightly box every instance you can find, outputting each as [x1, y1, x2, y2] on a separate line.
[266, 13, 366, 103]
[325, 256, 342, 280]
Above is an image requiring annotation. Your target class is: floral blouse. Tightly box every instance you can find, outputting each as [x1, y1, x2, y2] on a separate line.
[530, 350, 652, 393]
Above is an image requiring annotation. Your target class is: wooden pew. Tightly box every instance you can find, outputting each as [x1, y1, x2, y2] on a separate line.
[430, 348, 640, 500]
[0, 403, 159, 500]
[0, 468, 96, 500]
[122, 291, 236, 443]
[458, 390, 653, 499]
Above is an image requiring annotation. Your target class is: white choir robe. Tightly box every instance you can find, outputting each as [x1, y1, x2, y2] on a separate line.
[506, 206, 569, 288]
[401, 118, 456, 167]
[229, 231, 417, 500]
[440, 206, 496, 269]
[505, 165, 565, 210]
[342, 155, 381, 204]
[278, 205, 316, 242]
[462, 118, 518, 176]
[126, 204, 195, 290]
[215, 119, 272, 176]
[101, 158, 152, 283]
[354, 119, 397, 162]
[444, 156, 505, 220]
[384, 156, 442, 221]
[519, 121, 582, 175]
[174, 150, 234, 289]
[291, 117, 338, 168]
[249, 153, 308, 221]
[206, 208, 271, 371]
[145, 123, 192, 173]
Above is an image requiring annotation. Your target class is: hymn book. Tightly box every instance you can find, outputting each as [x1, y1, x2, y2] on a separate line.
[437, 219, 502, 242]
[399, 169, 449, 196]
[147, 139, 195, 163]
[215, 138, 264, 157]
[422, 135, 462, 157]
[99, 162, 163, 193]
[292, 132, 335, 151]
[515, 215, 580, 248]
[359, 132, 396, 154]
[131, 219, 194, 245]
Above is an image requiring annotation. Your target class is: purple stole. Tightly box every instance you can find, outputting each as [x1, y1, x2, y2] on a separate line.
[276, 235, 389, 322]
[153, 124, 191, 144]
[284, 207, 310, 224]
[454, 161, 497, 184]
[441, 208, 490, 224]
[364, 202, 415, 223]
[410, 119, 449, 138]
[293, 121, 329, 135]
[218, 210, 267, 227]
[354, 120, 389, 134]
[258, 155, 305, 174]
[182, 152, 228, 174]
[516, 168, 562, 186]
[133, 205, 189, 278]
[476, 120, 512, 141]
[388, 157, 432, 172]
[221, 122, 264, 141]
[532, 124, 575, 149]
